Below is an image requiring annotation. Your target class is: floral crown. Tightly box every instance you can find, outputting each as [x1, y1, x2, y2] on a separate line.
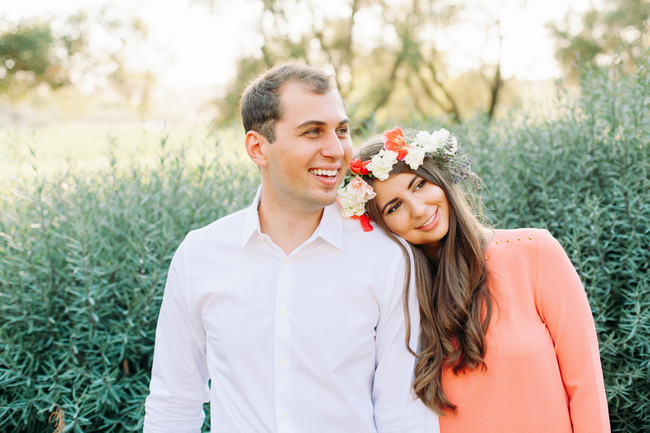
[336, 126, 474, 232]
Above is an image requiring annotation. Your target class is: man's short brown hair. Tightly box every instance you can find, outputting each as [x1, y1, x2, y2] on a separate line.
[240, 63, 334, 143]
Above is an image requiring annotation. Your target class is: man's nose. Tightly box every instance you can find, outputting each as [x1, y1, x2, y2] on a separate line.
[321, 130, 345, 159]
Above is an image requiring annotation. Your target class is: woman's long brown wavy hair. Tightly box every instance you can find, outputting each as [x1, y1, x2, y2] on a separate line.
[358, 136, 493, 414]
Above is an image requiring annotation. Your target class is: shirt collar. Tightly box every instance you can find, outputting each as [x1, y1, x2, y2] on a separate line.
[241, 186, 344, 251]
[314, 202, 344, 251]
[241, 186, 263, 247]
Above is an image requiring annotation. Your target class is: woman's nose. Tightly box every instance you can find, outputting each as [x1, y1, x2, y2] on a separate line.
[409, 197, 427, 217]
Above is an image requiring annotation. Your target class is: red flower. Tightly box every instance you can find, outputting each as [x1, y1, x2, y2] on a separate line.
[352, 214, 374, 232]
[350, 158, 370, 175]
[383, 127, 408, 160]
[359, 214, 373, 232]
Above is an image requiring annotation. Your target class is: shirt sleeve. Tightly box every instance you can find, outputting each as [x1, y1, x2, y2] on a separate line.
[373, 242, 440, 433]
[144, 236, 210, 433]
[535, 230, 610, 433]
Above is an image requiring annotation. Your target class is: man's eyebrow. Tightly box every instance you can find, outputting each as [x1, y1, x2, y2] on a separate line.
[296, 120, 326, 129]
[295, 119, 350, 129]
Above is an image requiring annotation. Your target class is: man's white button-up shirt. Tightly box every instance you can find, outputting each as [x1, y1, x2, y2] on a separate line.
[144, 190, 439, 433]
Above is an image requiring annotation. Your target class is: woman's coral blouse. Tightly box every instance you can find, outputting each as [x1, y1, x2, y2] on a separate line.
[439, 229, 610, 433]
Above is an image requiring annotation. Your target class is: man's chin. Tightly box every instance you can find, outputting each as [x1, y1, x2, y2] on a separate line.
[308, 190, 338, 209]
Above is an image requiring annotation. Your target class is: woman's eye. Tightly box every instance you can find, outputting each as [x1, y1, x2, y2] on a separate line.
[387, 202, 401, 215]
[414, 180, 426, 191]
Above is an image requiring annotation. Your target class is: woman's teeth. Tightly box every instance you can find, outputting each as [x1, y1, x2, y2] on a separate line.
[310, 169, 337, 176]
[420, 209, 437, 228]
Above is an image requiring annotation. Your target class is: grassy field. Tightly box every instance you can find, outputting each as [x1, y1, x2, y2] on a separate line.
[1, 121, 248, 181]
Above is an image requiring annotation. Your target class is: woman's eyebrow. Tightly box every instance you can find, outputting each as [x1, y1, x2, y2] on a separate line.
[380, 176, 420, 214]
[408, 175, 420, 189]
[381, 198, 398, 215]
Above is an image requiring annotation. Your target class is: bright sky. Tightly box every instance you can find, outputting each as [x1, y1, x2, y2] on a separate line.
[3, 0, 594, 90]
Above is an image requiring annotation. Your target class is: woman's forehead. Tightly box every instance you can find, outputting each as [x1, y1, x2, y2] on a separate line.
[373, 173, 418, 199]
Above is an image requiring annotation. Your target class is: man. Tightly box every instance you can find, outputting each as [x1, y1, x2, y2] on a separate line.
[144, 64, 438, 432]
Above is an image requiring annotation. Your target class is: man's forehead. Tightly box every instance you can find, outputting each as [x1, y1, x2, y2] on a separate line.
[278, 82, 346, 123]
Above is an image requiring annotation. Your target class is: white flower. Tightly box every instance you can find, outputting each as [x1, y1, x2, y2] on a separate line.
[443, 135, 458, 155]
[337, 188, 356, 210]
[431, 128, 450, 147]
[367, 149, 398, 181]
[404, 145, 426, 170]
[341, 202, 367, 218]
[414, 131, 437, 152]
[415, 128, 450, 153]
[337, 176, 376, 217]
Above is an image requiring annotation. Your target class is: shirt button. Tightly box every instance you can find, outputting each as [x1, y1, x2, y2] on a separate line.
[283, 258, 291, 265]
[280, 359, 288, 367]
[281, 412, 288, 419]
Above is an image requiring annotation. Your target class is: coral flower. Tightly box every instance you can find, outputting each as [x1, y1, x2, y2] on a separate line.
[383, 127, 405, 151]
[383, 127, 409, 160]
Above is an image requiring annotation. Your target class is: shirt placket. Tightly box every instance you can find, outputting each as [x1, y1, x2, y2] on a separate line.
[274, 255, 295, 433]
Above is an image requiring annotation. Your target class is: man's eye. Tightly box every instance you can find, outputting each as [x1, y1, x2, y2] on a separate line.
[304, 128, 321, 136]
[336, 127, 349, 136]
[387, 202, 401, 215]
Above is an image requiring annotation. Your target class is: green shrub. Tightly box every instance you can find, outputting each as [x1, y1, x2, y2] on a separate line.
[1, 59, 647, 432]
[1, 139, 259, 432]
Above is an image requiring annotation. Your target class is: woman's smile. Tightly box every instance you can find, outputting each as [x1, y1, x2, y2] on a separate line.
[417, 208, 439, 230]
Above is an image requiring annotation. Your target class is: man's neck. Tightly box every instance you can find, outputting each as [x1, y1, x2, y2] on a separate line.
[258, 195, 324, 255]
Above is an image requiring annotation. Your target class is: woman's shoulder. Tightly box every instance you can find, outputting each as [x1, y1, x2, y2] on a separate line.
[488, 228, 561, 261]
[490, 227, 551, 245]
[494, 227, 572, 262]
[492, 227, 552, 239]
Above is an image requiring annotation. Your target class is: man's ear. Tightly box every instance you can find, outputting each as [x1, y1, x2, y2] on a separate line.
[245, 131, 269, 167]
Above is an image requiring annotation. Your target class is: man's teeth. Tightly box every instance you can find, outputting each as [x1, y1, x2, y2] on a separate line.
[311, 169, 337, 177]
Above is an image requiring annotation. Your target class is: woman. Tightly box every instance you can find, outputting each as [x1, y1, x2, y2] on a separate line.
[337, 127, 610, 432]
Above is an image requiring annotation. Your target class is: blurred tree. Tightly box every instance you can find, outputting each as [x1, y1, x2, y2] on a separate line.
[197, 0, 512, 125]
[110, 67, 157, 119]
[0, 10, 151, 118]
[0, 18, 83, 99]
[548, 0, 649, 80]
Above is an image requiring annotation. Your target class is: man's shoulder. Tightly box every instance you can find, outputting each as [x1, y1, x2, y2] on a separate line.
[184, 207, 249, 246]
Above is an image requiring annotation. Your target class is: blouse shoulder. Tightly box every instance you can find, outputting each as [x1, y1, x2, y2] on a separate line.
[490, 228, 548, 252]
[488, 228, 566, 273]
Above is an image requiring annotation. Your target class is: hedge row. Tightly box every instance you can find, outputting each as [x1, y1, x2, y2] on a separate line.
[1, 60, 648, 431]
